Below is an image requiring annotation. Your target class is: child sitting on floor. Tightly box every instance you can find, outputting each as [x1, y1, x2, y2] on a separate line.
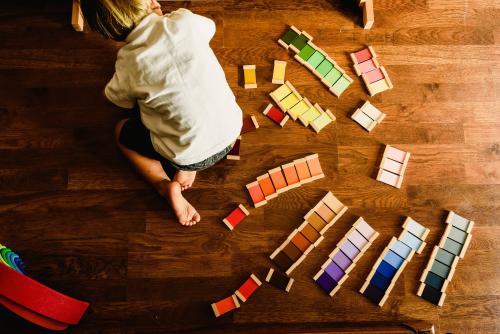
[80, 0, 242, 226]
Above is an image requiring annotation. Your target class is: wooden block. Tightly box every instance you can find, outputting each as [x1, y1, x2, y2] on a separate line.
[269, 240, 287, 261]
[327, 249, 357, 276]
[295, 42, 318, 65]
[360, 100, 386, 124]
[351, 108, 375, 132]
[272, 60, 287, 84]
[420, 247, 439, 283]
[459, 233, 473, 259]
[226, 136, 241, 160]
[359, 279, 370, 294]
[270, 83, 293, 111]
[270, 249, 294, 273]
[298, 103, 322, 127]
[310, 53, 331, 77]
[288, 97, 313, 120]
[268, 167, 289, 193]
[282, 242, 303, 262]
[246, 181, 267, 208]
[380, 158, 404, 175]
[281, 93, 301, 110]
[241, 116, 259, 134]
[311, 108, 336, 133]
[353, 58, 380, 76]
[363, 68, 385, 84]
[384, 145, 410, 164]
[281, 162, 301, 189]
[353, 217, 380, 243]
[321, 192, 345, 214]
[257, 174, 278, 200]
[289, 30, 313, 53]
[366, 78, 390, 96]
[417, 283, 446, 307]
[398, 230, 426, 254]
[350, 46, 377, 65]
[211, 294, 240, 317]
[265, 268, 294, 292]
[289, 229, 314, 254]
[285, 253, 307, 275]
[71, 0, 84, 32]
[377, 168, 402, 188]
[263, 103, 289, 127]
[278, 26, 301, 49]
[380, 145, 411, 188]
[235, 274, 262, 303]
[438, 225, 453, 248]
[402, 217, 430, 241]
[445, 211, 475, 233]
[361, 0, 374, 29]
[305, 153, 325, 180]
[329, 74, 353, 97]
[366, 67, 393, 96]
[298, 221, 324, 246]
[222, 204, 249, 230]
[314, 202, 335, 225]
[305, 211, 328, 235]
[294, 158, 313, 184]
[243, 65, 257, 89]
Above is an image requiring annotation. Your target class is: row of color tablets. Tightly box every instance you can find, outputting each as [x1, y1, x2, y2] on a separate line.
[211, 274, 262, 317]
[246, 154, 324, 208]
[376, 145, 411, 189]
[351, 100, 386, 132]
[360, 217, 430, 306]
[270, 81, 336, 133]
[278, 26, 353, 97]
[350, 46, 393, 96]
[314, 217, 379, 296]
[0, 244, 26, 275]
[270, 192, 348, 275]
[417, 211, 474, 306]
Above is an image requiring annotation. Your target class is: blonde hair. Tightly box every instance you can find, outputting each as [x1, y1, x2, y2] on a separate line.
[80, 0, 150, 41]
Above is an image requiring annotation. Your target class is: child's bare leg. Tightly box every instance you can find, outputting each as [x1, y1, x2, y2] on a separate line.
[174, 170, 197, 191]
[115, 119, 201, 226]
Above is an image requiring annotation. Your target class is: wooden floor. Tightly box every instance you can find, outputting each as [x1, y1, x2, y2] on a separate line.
[0, 1, 499, 333]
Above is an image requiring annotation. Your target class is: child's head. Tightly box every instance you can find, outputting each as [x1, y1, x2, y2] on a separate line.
[80, 0, 162, 41]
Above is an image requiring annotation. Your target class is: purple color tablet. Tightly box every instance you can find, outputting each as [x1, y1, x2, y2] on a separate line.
[332, 250, 353, 271]
[339, 239, 361, 260]
[324, 261, 345, 282]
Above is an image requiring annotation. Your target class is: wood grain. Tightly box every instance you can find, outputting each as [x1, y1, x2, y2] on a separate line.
[0, 0, 498, 333]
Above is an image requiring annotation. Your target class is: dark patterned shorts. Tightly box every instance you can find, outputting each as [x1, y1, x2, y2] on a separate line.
[118, 116, 232, 180]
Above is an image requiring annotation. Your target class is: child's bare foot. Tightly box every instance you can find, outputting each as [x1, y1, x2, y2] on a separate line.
[174, 170, 197, 191]
[156, 180, 201, 226]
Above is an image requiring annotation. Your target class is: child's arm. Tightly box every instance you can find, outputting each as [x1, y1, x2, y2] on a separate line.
[175, 8, 216, 43]
[104, 71, 136, 109]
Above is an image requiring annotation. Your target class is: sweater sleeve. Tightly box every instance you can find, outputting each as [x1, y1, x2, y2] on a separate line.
[104, 71, 135, 109]
[174, 8, 216, 43]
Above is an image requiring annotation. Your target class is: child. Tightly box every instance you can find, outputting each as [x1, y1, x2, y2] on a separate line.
[80, 0, 243, 226]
